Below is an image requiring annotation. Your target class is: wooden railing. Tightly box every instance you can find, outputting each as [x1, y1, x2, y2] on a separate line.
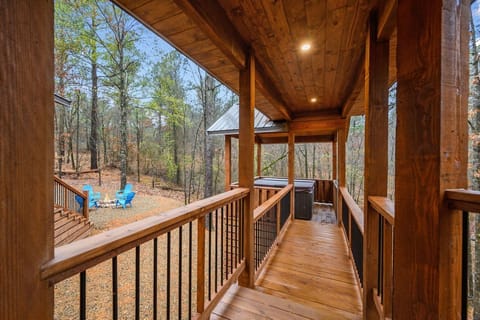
[313, 179, 334, 203]
[42, 188, 249, 319]
[253, 184, 293, 278]
[54, 176, 89, 218]
[445, 189, 480, 320]
[368, 196, 394, 320]
[339, 187, 364, 291]
[252, 186, 281, 208]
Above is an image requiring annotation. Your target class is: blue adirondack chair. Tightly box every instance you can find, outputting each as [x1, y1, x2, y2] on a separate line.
[115, 183, 133, 201]
[75, 194, 98, 210]
[82, 185, 101, 202]
[115, 192, 135, 209]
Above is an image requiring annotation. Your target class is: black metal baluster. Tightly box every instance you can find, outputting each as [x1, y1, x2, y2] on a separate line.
[242, 199, 245, 259]
[221, 206, 224, 285]
[167, 232, 171, 320]
[215, 209, 218, 292]
[462, 211, 469, 320]
[178, 226, 182, 320]
[112, 257, 118, 320]
[226, 204, 229, 278]
[230, 202, 233, 275]
[135, 246, 140, 320]
[255, 220, 258, 269]
[153, 239, 158, 320]
[188, 221, 192, 319]
[208, 212, 212, 300]
[236, 200, 239, 265]
[80, 271, 86, 320]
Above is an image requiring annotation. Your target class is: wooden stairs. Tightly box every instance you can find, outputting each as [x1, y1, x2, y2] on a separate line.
[54, 206, 93, 247]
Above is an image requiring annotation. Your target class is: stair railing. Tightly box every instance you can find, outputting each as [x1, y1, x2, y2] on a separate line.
[53, 176, 89, 219]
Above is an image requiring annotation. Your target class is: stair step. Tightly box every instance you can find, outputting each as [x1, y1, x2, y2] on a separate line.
[57, 223, 92, 246]
[55, 218, 86, 245]
[70, 224, 92, 243]
[55, 218, 78, 235]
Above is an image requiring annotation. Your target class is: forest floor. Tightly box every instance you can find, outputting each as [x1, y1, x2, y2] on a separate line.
[55, 168, 196, 319]
[61, 168, 185, 232]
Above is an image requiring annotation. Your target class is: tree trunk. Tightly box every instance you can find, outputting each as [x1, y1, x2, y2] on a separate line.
[136, 109, 141, 183]
[90, 60, 98, 169]
[173, 123, 180, 185]
[203, 75, 215, 198]
[119, 53, 128, 189]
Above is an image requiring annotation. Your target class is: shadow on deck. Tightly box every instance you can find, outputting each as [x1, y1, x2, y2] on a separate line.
[213, 210, 362, 319]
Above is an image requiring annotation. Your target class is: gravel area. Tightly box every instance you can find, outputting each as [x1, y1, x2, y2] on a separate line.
[55, 169, 204, 319]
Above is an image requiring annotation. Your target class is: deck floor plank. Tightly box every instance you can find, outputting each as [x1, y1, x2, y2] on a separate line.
[213, 217, 362, 319]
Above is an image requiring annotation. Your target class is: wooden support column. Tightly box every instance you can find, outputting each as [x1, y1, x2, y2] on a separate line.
[336, 129, 346, 226]
[332, 140, 337, 180]
[394, 1, 469, 319]
[0, 1, 54, 318]
[288, 132, 295, 220]
[256, 143, 262, 177]
[363, 12, 389, 320]
[238, 53, 255, 288]
[225, 135, 232, 191]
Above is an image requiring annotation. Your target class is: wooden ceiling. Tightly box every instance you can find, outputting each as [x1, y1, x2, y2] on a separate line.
[113, 0, 395, 122]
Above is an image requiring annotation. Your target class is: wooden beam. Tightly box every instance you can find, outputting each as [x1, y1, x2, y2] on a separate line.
[172, 0, 247, 69]
[332, 140, 337, 180]
[0, 0, 54, 318]
[336, 129, 346, 227]
[363, 12, 389, 320]
[238, 53, 255, 288]
[292, 109, 342, 121]
[256, 143, 262, 176]
[393, 0, 469, 318]
[288, 133, 295, 220]
[377, 0, 397, 41]
[225, 135, 232, 191]
[289, 118, 346, 135]
[255, 66, 292, 121]
[258, 134, 334, 145]
[342, 56, 365, 117]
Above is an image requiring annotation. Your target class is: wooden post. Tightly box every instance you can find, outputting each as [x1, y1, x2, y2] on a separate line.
[336, 129, 346, 227]
[83, 191, 89, 220]
[238, 53, 255, 288]
[363, 12, 389, 320]
[394, 0, 469, 318]
[0, 1, 54, 318]
[256, 143, 262, 177]
[332, 140, 337, 180]
[225, 135, 232, 191]
[288, 132, 295, 220]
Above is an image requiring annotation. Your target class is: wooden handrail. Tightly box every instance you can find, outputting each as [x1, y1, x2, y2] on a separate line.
[54, 176, 89, 218]
[339, 187, 364, 234]
[42, 188, 249, 284]
[445, 189, 480, 212]
[54, 175, 86, 200]
[368, 196, 395, 225]
[253, 184, 293, 222]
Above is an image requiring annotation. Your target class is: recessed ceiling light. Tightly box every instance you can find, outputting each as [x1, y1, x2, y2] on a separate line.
[301, 43, 311, 52]
[310, 97, 317, 103]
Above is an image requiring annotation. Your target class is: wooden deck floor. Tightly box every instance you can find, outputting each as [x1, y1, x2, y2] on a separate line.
[212, 219, 362, 319]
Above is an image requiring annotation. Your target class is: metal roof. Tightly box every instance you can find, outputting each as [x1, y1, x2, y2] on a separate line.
[207, 105, 287, 136]
[54, 94, 71, 107]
